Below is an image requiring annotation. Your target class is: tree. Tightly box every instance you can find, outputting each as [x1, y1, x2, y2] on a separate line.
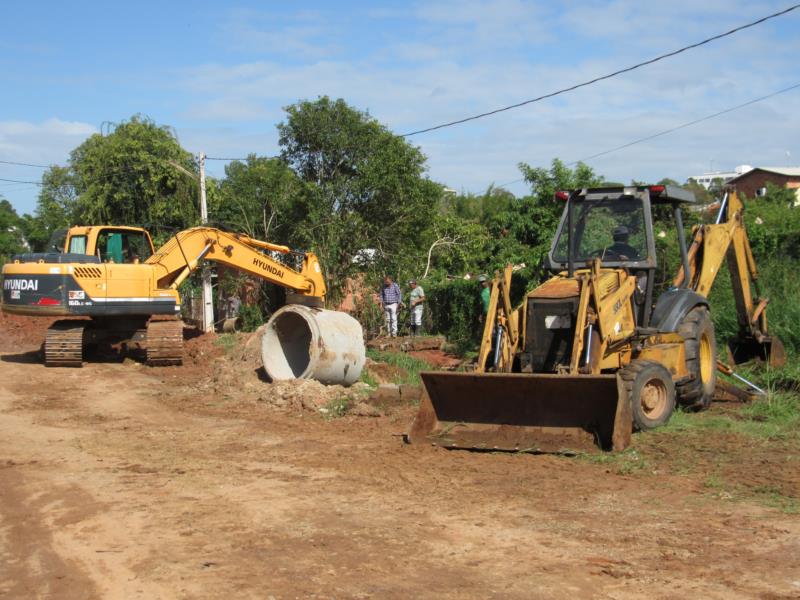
[0, 197, 27, 262]
[22, 166, 80, 251]
[277, 97, 439, 298]
[215, 155, 306, 241]
[70, 115, 199, 230]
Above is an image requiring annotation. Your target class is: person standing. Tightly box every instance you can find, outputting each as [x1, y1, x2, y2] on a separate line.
[380, 275, 402, 337]
[408, 279, 425, 336]
[478, 274, 491, 322]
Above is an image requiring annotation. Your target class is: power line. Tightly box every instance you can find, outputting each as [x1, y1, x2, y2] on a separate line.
[497, 80, 800, 189]
[401, 4, 800, 137]
[0, 177, 42, 185]
[571, 82, 800, 165]
[205, 155, 280, 161]
[0, 159, 51, 168]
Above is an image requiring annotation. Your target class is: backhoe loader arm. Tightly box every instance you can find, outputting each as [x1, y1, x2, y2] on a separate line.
[146, 227, 326, 298]
[673, 191, 786, 367]
[673, 191, 775, 349]
[476, 266, 519, 373]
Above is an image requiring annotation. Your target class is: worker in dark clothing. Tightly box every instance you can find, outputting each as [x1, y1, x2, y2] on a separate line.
[606, 225, 640, 260]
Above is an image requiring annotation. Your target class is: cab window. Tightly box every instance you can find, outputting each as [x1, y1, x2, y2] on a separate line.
[68, 235, 87, 254]
[553, 198, 648, 262]
[96, 230, 153, 264]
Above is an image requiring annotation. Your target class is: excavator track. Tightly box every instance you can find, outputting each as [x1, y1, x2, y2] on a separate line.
[45, 320, 86, 367]
[146, 320, 184, 366]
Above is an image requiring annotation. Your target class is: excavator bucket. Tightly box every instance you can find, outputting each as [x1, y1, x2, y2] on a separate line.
[408, 372, 632, 453]
[728, 335, 786, 369]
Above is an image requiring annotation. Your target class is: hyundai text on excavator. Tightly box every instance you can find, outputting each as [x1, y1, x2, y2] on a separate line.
[408, 185, 784, 452]
[1, 225, 365, 384]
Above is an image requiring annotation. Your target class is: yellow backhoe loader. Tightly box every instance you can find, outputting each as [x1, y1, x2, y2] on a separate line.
[408, 186, 784, 452]
[2, 225, 363, 383]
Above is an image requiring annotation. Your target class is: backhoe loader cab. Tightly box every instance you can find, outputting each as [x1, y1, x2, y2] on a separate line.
[546, 184, 696, 328]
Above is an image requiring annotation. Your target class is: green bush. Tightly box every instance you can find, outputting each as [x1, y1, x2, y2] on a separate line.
[425, 278, 483, 351]
[424, 268, 539, 352]
[239, 304, 264, 332]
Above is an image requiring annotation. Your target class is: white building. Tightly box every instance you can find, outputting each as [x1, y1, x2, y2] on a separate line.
[687, 164, 753, 189]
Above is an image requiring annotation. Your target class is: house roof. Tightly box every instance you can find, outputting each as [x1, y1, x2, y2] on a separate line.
[728, 166, 800, 182]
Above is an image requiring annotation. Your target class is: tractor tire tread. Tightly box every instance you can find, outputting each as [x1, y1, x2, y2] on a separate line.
[675, 306, 716, 411]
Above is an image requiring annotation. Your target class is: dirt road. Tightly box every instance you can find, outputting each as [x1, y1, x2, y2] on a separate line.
[1, 323, 799, 598]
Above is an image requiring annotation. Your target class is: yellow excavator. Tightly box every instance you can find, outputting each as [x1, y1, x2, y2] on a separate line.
[408, 185, 784, 452]
[1, 225, 356, 374]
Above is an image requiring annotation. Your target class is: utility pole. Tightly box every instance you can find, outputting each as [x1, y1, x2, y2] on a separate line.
[198, 153, 214, 333]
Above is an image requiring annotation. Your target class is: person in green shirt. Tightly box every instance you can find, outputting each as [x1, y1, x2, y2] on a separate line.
[408, 279, 425, 336]
[478, 274, 491, 322]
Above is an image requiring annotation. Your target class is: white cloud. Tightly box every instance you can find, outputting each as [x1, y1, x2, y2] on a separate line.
[171, 1, 800, 197]
[218, 8, 340, 58]
[0, 118, 97, 213]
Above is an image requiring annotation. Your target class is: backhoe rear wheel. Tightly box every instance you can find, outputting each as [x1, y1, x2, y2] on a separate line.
[676, 306, 717, 411]
[621, 360, 676, 431]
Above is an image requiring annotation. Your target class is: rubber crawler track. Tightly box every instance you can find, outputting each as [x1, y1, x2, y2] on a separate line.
[44, 320, 85, 367]
[146, 320, 184, 366]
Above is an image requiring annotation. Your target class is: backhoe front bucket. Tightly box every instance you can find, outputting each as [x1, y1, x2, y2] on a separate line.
[408, 372, 631, 453]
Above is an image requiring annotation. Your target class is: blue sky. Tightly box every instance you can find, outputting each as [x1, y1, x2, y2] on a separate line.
[2, 1, 799, 214]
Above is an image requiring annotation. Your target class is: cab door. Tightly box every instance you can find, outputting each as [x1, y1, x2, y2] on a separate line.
[64, 232, 106, 314]
[97, 229, 153, 315]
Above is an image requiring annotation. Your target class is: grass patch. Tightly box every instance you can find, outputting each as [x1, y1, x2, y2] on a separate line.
[750, 485, 800, 514]
[576, 448, 652, 475]
[359, 368, 379, 388]
[213, 333, 238, 354]
[658, 396, 800, 442]
[321, 396, 353, 419]
[697, 473, 799, 514]
[366, 348, 434, 385]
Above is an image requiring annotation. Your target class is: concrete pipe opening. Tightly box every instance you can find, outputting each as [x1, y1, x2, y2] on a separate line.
[261, 304, 365, 386]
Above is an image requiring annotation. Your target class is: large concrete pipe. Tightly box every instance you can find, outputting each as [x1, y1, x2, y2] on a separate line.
[261, 304, 366, 386]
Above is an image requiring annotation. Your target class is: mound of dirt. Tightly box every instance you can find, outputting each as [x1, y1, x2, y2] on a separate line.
[259, 379, 373, 414]
[0, 313, 57, 351]
[177, 326, 383, 417]
[408, 349, 464, 370]
[366, 335, 445, 352]
[363, 359, 408, 384]
[183, 328, 226, 366]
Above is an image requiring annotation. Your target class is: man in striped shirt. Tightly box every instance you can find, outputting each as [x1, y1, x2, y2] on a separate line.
[380, 275, 402, 337]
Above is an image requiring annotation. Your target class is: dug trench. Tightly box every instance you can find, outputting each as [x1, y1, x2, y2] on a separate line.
[0, 313, 799, 599]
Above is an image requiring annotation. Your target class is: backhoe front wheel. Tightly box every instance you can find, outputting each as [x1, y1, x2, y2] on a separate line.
[676, 306, 717, 411]
[621, 360, 676, 431]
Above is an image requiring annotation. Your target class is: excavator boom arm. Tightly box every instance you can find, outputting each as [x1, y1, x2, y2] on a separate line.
[146, 227, 326, 298]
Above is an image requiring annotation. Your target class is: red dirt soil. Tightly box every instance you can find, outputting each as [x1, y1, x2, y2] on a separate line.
[1, 315, 799, 599]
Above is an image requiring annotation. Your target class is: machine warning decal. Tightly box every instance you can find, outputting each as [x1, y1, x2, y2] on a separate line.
[10, 290, 20, 299]
[68, 290, 86, 300]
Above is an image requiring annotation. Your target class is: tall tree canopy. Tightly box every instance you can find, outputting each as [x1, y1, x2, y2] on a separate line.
[25, 115, 199, 250]
[276, 97, 441, 295]
[214, 155, 306, 242]
[71, 115, 198, 227]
